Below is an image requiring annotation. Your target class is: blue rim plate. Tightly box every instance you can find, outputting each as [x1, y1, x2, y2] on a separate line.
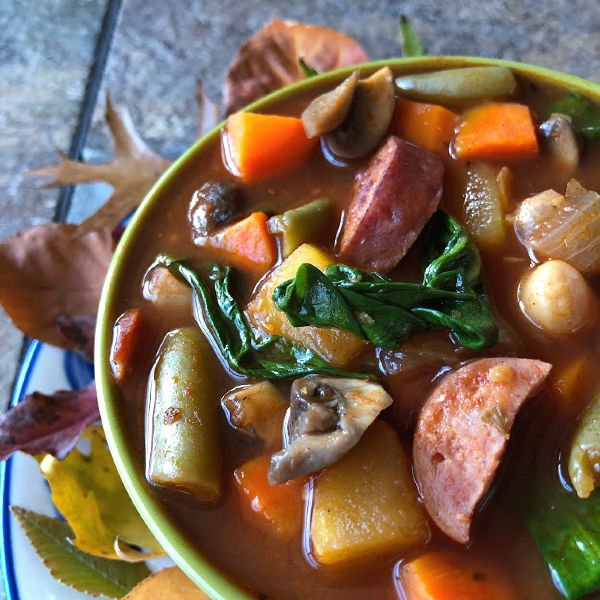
[0, 341, 95, 600]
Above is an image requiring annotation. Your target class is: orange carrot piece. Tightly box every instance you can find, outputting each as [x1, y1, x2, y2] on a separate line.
[203, 212, 276, 274]
[395, 99, 457, 154]
[234, 455, 305, 538]
[453, 102, 539, 160]
[225, 112, 318, 182]
[398, 551, 516, 600]
[110, 308, 143, 382]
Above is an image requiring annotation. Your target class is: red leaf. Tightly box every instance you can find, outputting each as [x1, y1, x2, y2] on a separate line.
[0, 383, 99, 461]
[223, 20, 368, 115]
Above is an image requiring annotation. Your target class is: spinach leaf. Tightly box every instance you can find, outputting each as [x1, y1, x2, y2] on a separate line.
[399, 15, 425, 58]
[550, 91, 600, 140]
[273, 211, 498, 350]
[157, 256, 368, 380]
[527, 484, 600, 599]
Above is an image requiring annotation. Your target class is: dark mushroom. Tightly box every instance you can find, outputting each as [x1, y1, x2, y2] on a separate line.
[268, 376, 392, 484]
[189, 181, 242, 241]
[301, 71, 360, 138]
[324, 67, 395, 159]
[539, 113, 579, 174]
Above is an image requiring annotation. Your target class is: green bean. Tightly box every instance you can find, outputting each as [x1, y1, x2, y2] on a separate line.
[395, 66, 517, 104]
[146, 327, 221, 501]
[569, 394, 600, 498]
[268, 198, 333, 257]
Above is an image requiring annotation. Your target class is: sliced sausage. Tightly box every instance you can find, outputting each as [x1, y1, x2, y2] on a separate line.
[337, 136, 443, 273]
[413, 357, 552, 544]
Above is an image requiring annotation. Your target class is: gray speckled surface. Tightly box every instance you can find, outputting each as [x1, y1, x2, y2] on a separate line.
[2, 0, 600, 407]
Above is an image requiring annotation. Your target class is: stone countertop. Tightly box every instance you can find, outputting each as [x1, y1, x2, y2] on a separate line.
[2, 0, 599, 403]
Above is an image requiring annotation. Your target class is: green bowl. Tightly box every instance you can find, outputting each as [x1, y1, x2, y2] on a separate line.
[96, 56, 600, 599]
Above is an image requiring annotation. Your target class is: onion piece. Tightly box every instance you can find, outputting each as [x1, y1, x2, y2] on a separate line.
[514, 179, 600, 274]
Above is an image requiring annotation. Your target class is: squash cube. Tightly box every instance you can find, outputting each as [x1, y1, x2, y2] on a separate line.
[245, 243, 365, 367]
[309, 420, 429, 566]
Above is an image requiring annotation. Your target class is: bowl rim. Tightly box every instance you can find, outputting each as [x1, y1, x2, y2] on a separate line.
[95, 55, 600, 600]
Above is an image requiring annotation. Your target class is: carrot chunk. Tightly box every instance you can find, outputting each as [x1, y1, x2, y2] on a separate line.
[202, 212, 276, 274]
[226, 112, 318, 182]
[110, 308, 143, 381]
[395, 99, 457, 153]
[234, 455, 305, 538]
[398, 551, 516, 600]
[453, 102, 539, 160]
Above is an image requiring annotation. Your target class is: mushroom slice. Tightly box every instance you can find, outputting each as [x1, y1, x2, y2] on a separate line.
[302, 70, 360, 138]
[324, 66, 395, 159]
[189, 181, 242, 241]
[268, 376, 393, 484]
[539, 113, 579, 175]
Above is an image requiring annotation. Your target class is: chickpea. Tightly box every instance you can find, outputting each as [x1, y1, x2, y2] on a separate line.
[518, 260, 597, 336]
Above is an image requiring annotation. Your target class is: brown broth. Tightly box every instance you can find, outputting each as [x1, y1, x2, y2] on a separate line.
[109, 70, 600, 599]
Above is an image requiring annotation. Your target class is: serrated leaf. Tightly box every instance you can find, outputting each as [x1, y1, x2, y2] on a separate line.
[11, 506, 150, 599]
[25, 95, 171, 234]
[122, 567, 210, 599]
[399, 15, 425, 57]
[40, 427, 163, 561]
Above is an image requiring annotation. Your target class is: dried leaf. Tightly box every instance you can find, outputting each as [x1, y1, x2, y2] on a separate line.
[11, 506, 150, 599]
[55, 314, 96, 362]
[26, 95, 171, 234]
[0, 223, 112, 349]
[0, 383, 99, 461]
[122, 567, 210, 599]
[40, 427, 163, 561]
[223, 19, 368, 114]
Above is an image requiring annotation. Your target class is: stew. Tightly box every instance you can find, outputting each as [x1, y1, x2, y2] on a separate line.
[108, 64, 600, 600]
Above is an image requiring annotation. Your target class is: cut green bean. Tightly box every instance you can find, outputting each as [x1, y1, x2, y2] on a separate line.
[569, 394, 600, 499]
[146, 327, 221, 501]
[395, 66, 517, 104]
[268, 198, 333, 257]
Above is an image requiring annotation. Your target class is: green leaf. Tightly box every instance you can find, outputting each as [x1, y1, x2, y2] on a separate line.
[550, 91, 600, 139]
[11, 506, 150, 599]
[298, 57, 318, 78]
[527, 485, 600, 599]
[399, 15, 425, 57]
[273, 212, 498, 350]
[157, 256, 368, 380]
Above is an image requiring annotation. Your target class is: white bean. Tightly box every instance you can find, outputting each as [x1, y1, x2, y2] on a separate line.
[518, 260, 597, 336]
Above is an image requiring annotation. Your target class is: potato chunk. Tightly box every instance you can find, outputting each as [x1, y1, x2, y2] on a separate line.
[245, 243, 365, 367]
[309, 420, 429, 566]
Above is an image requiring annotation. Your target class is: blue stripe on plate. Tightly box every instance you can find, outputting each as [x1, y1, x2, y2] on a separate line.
[0, 340, 42, 600]
[63, 351, 94, 391]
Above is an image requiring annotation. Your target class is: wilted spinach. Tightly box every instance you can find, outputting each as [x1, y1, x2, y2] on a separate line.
[273, 211, 498, 350]
[527, 483, 600, 599]
[157, 256, 367, 380]
[550, 91, 600, 140]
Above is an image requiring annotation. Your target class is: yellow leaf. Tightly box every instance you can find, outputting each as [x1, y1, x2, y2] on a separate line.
[40, 427, 163, 561]
[122, 567, 210, 599]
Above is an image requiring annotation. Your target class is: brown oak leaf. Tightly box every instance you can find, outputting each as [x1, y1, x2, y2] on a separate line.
[122, 567, 210, 599]
[0, 223, 112, 349]
[26, 95, 172, 234]
[223, 19, 369, 115]
[0, 383, 99, 461]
